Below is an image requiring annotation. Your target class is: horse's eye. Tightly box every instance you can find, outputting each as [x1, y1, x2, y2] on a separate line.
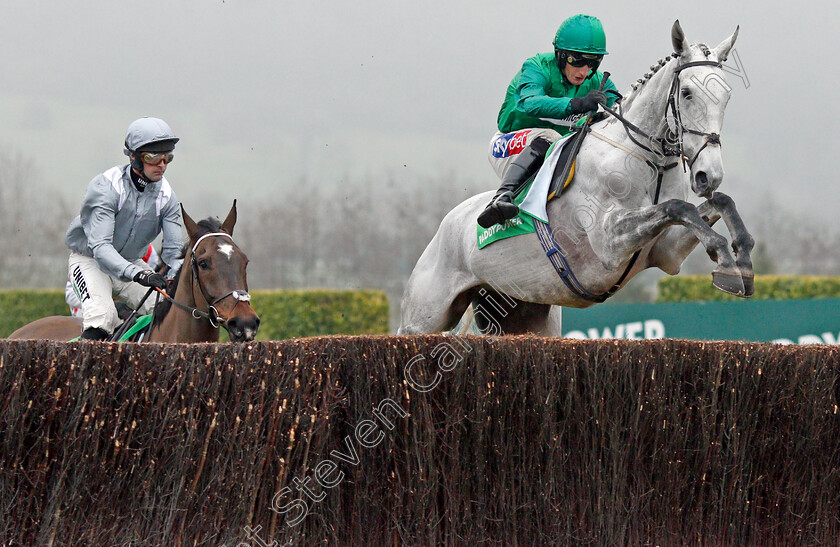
[198, 259, 210, 270]
[681, 88, 693, 100]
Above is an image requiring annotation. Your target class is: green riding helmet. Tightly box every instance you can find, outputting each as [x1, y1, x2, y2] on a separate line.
[553, 14, 608, 55]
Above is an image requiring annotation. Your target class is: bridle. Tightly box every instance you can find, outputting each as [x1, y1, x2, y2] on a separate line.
[667, 60, 724, 169]
[600, 57, 725, 172]
[157, 232, 252, 328]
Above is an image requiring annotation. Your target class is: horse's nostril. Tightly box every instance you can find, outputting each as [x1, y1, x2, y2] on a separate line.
[225, 315, 260, 342]
[693, 171, 712, 197]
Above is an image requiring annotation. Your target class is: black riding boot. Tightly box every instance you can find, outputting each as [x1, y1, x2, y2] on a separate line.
[477, 137, 551, 229]
[81, 327, 109, 340]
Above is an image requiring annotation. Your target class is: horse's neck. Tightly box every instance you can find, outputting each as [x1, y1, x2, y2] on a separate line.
[608, 60, 677, 139]
[149, 255, 220, 343]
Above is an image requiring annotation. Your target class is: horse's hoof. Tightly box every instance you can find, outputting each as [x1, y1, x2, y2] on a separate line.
[712, 271, 745, 297]
[741, 274, 755, 297]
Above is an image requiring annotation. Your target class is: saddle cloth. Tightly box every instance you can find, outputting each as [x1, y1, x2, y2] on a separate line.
[477, 134, 575, 249]
[519, 133, 575, 223]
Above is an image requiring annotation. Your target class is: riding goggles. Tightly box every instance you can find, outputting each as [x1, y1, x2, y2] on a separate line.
[564, 51, 603, 70]
[141, 152, 175, 165]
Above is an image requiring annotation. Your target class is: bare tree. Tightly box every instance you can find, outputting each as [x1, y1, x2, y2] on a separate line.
[4, 146, 836, 329]
[0, 149, 73, 287]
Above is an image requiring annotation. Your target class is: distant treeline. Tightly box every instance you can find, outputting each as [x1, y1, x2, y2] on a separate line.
[1, 336, 838, 545]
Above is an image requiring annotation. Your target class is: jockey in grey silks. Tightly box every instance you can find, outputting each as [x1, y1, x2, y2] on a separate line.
[65, 117, 184, 340]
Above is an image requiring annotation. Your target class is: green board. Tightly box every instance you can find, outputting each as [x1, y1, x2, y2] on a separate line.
[562, 298, 840, 345]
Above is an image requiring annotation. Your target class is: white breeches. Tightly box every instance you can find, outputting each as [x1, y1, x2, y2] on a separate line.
[68, 252, 157, 334]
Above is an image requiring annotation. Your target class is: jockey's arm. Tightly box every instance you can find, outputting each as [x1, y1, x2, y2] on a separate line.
[516, 59, 619, 118]
[81, 184, 143, 282]
[158, 192, 185, 276]
[515, 60, 572, 120]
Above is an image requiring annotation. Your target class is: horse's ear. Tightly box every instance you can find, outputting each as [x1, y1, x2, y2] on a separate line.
[671, 19, 689, 55]
[220, 199, 237, 236]
[713, 25, 739, 62]
[181, 204, 199, 241]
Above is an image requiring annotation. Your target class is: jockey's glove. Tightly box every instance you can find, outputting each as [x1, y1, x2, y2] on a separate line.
[133, 270, 168, 289]
[569, 90, 607, 114]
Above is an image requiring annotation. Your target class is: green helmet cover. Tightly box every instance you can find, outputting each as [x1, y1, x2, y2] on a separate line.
[553, 14, 608, 55]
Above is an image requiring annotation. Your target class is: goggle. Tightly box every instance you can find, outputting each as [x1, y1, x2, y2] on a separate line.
[141, 152, 175, 165]
[564, 52, 603, 69]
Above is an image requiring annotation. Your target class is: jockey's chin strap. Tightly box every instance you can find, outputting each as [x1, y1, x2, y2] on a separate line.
[156, 232, 252, 329]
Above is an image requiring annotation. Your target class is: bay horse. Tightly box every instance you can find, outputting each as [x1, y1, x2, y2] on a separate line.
[399, 21, 753, 336]
[8, 201, 260, 343]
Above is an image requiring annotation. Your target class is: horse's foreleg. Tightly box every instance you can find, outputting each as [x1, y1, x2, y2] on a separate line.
[601, 199, 744, 296]
[647, 201, 720, 275]
[707, 192, 755, 296]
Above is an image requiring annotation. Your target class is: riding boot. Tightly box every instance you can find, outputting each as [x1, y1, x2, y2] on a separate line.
[478, 137, 551, 229]
[80, 327, 109, 340]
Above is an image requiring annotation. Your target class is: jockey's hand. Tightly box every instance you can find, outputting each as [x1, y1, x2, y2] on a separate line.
[569, 90, 607, 114]
[133, 270, 167, 289]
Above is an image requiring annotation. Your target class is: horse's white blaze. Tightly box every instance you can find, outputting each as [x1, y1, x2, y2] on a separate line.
[218, 242, 234, 260]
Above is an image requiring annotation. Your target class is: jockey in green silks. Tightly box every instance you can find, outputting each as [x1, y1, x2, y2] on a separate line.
[478, 14, 620, 229]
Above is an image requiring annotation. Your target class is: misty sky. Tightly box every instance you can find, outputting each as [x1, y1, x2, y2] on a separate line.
[0, 0, 836, 227]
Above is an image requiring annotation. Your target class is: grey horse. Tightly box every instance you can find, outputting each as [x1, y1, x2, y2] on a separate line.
[399, 20, 753, 336]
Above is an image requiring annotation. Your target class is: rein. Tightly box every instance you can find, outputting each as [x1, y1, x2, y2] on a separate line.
[599, 60, 724, 165]
[538, 57, 722, 303]
[156, 232, 252, 329]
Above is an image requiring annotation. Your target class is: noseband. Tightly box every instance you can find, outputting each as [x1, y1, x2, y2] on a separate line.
[157, 232, 252, 328]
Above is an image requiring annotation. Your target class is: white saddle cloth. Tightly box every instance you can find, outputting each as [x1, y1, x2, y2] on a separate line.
[518, 134, 573, 223]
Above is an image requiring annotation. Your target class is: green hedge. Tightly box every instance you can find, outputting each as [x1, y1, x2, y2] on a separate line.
[658, 275, 840, 302]
[0, 289, 389, 339]
[250, 289, 389, 340]
[0, 290, 68, 337]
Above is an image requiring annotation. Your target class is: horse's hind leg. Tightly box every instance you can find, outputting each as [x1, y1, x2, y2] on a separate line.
[398, 272, 475, 334]
[472, 289, 561, 336]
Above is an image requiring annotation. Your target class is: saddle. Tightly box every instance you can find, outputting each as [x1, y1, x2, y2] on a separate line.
[545, 125, 587, 202]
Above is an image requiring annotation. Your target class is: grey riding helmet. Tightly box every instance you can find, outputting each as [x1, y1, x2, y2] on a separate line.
[124, 117, 179, 155]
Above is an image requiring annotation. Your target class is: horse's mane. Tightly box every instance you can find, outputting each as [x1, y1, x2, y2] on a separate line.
[620, 43, 717, 110]
[618, 52, 679, 110]
[150, 216, 224, 329]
